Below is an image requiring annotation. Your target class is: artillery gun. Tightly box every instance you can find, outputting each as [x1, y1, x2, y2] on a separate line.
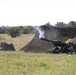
[40, 38, 76, 54]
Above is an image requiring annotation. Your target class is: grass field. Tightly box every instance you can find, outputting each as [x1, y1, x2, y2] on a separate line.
[0, 52, 76, 75]
[0, 34, 76, 75]
[0, 34, 34, 51]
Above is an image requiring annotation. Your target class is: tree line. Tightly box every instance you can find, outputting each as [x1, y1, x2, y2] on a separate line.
[0, 26, 35, 37]
[0, 21, 76, 37]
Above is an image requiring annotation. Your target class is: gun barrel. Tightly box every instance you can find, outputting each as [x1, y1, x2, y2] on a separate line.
[40, 37, 62, 46]
[40, 38, 52, 42]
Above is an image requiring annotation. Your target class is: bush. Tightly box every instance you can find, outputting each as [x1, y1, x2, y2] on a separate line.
[6, 27, 21, 38]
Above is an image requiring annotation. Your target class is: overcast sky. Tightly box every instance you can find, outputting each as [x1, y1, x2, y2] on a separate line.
[0, 0, 76, 26]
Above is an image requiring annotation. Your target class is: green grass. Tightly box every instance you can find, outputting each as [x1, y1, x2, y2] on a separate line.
[0, 52, 76, 75]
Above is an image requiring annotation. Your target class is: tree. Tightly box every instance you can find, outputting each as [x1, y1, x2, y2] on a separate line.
[68, 21, 76, 27]
[55, 22, 67, 27]
[23, 26, 35, 34]
[0, 26, 6, 34]
[6, 27, 21, 38]
[40, 22, 53, 30]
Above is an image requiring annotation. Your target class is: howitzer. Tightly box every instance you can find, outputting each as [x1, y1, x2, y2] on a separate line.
[40, 37, 76, 54]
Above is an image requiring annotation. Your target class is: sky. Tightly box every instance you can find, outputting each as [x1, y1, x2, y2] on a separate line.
[0, 0, 76, 26]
